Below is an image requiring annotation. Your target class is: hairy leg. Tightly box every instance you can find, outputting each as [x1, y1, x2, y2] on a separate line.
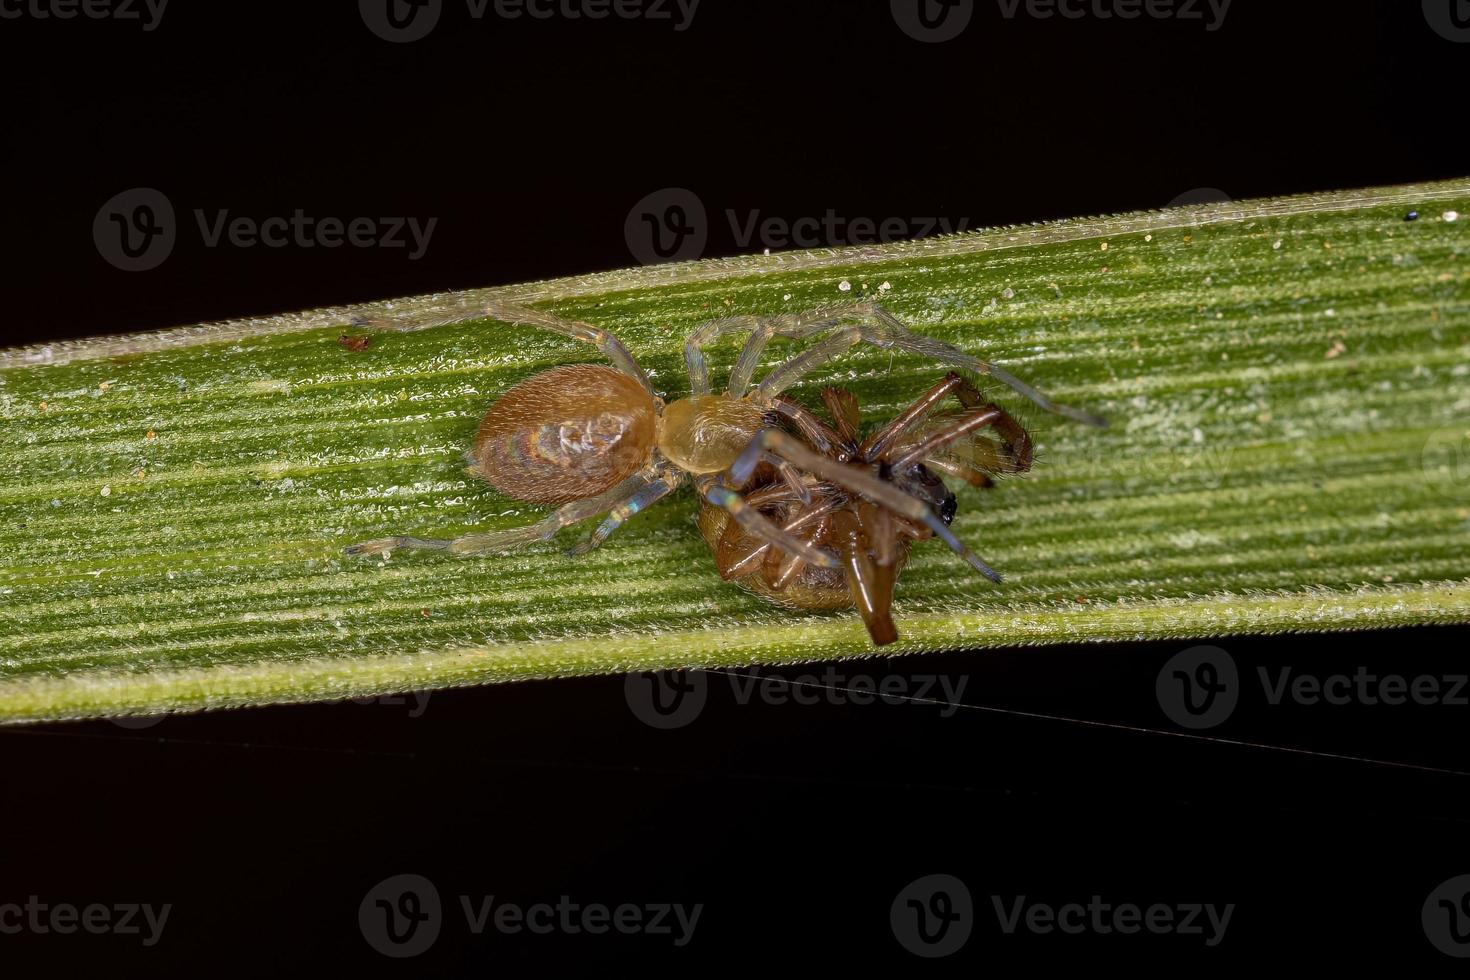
[346, 469, 657, 558]
[747, 302, 1106, 427]
[481, 301, 653, 395]
[861, 372, 973, 459]
[819, 387, 863, 444]
[682, 308, 861, 398]
[890, 406, 1034, 477]
[769, 394, 847, 456]
[567, 469, 686, 556]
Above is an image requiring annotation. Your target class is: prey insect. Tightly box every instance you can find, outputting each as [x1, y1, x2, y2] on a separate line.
[699, 374, 1034, 646]
[346, 300, 1103, 577]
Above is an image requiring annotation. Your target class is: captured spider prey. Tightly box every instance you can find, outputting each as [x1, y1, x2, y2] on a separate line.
[345, 300, 1100, 573]
[698, 374, 1035, 646]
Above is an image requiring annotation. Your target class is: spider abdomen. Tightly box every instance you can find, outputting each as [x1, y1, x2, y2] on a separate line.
[471, 364, 658, 505]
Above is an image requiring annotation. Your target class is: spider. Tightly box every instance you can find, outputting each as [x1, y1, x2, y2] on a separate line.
[345, 300, 1103, 571]
[697, 373, 1034, 646]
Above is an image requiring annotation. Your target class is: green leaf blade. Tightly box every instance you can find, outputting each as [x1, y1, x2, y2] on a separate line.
[2, 179, 1468, 722]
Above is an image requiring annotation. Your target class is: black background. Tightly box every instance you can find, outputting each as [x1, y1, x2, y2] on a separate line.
[2, 0, 1468, 972]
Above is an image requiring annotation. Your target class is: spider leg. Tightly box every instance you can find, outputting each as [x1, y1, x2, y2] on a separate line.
[346, 469, 656, 558]
[701, 477, 841, 570]
[819, 387, 863, 444]
[728, 429, 1004, 583]
[683, 309, 853, 397]
[567, 469, 686, 556]
[923, 456, 995, 489]
[861, 372, 973, 459]
[720, 496, 844, 580]
[746, 301, 1106, 427]
[481, 301, 653, 395]
[769, 395, 847, 456]
[889, 402, 1034, 476]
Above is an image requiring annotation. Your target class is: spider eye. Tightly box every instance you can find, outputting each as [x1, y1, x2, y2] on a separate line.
[939, 493, 958, 526]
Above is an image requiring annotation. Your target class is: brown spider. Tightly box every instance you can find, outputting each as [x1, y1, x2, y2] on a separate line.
[346, 300, 1101, 572]
[698, 373, 1034, 646]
